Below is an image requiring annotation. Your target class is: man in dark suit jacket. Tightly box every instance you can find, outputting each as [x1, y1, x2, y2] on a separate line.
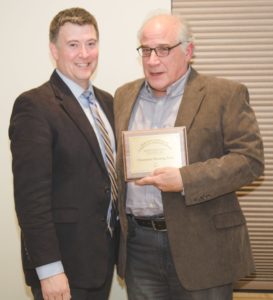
[9, 8, 118, 300]
[114, 14, 264, 300]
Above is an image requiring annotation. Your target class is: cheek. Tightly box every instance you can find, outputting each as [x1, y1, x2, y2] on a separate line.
[58, 51, 74, 65]
[168, 58, 187, 76]
[90, 49, 99, 59]
[142, 62, 151, 74]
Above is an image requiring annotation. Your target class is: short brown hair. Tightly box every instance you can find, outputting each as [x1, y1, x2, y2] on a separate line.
[49, 7, 99, 43]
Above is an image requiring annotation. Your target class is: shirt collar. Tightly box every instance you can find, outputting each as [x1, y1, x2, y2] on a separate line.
[56, 69, 94, 100]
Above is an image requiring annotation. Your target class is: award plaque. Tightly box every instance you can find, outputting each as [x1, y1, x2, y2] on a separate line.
[122, 127, 188, 181]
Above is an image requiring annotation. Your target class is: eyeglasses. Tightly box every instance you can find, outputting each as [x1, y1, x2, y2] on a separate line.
[137, 42, 182, 57]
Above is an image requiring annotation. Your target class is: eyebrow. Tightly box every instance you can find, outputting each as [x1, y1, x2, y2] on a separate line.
[141, 43, 172, 48]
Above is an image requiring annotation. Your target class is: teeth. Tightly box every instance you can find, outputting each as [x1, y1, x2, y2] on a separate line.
[77, 63, 89, 67]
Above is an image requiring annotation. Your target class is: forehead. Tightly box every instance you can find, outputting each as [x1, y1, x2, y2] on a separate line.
[58, 22, 97, 40]
[141, 17, 178, 45]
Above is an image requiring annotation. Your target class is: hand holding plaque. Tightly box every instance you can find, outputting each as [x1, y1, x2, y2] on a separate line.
[122, 127, 188, 181]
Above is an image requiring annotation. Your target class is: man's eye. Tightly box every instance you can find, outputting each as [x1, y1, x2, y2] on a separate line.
[157, 47, 168, 52]
[69, 43, 78, 48]
[142, 48, 151, 54]
[88, 41, 97, 48]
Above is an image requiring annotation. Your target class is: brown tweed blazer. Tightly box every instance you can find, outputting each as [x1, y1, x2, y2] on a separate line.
[114, 68, 264, 290]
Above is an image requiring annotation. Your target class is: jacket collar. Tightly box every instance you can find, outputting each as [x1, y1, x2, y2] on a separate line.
[175, 68, 206, 132]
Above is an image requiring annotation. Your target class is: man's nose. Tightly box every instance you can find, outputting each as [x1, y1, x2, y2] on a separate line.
[79, 45, 89, 57]
[147, 50, 160, 64]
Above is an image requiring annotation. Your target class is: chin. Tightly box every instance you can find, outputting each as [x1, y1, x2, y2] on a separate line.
[151, 83, 165, 91]
[77, 73, 92, 81]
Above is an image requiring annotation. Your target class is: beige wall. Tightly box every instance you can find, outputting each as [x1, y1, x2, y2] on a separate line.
[0, 0, 170, 299]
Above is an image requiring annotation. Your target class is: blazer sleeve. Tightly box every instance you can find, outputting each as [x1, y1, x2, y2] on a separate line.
[180, 83, 264, 206]
[9, 93, 61, 267]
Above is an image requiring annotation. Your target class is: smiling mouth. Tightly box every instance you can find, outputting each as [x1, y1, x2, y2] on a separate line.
[76, 63, 90, 68]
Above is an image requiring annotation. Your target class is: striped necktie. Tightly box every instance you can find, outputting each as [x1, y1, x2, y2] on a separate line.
[83, 90, 118, 236]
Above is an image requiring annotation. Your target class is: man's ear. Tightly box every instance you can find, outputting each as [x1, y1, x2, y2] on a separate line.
[49, 42, 58, 60]
[185, 42, 194, 59]
[185, 43, 194, 62]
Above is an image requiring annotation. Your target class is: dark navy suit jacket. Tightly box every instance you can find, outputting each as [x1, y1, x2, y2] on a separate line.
[9, 71, 117, 288]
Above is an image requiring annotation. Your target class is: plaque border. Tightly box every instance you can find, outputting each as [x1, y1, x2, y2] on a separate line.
[122, 127, 188, 181]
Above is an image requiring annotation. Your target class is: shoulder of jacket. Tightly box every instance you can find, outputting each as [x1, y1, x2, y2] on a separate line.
[14, 80, 52, 106]
[115, 78, 144, 94]
[198, 72, 246, 90]
[93, 85, 113, 100]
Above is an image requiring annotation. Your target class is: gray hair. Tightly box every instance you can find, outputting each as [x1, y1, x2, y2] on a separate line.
[137, 12, 194, 53]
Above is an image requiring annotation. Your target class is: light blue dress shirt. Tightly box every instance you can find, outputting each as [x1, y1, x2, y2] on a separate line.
[126, 67, 191, 217]
[36, 69, 115, 280]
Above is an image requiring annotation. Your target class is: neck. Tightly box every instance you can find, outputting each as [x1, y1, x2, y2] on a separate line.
[150, 87, 167, 97]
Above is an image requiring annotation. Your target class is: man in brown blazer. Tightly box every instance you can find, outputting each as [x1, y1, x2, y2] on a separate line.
[9, 8, 118, 300]
[114, 13, 264, 300]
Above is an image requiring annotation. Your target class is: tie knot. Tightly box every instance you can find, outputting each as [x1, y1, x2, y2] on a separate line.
[82, 90, 93, 104]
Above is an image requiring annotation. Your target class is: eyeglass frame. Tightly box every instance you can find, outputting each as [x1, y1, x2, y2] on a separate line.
[136, 41, 183, 57]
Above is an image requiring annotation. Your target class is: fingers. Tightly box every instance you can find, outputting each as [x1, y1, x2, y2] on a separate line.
[153, 167, 168, 175]
[134, 167, 183, 192]
[42, 289, 71, 300]
[135, 176, 155, 186]
[42, 290, 71, 300]
[41, 273, 71, 300]
[135, 167, 169, 186]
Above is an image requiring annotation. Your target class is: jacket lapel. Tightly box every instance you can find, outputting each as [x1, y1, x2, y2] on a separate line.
[50, 71, 107, 173]
[116, 79, 145, 132]
[175, 68, 206, 132]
